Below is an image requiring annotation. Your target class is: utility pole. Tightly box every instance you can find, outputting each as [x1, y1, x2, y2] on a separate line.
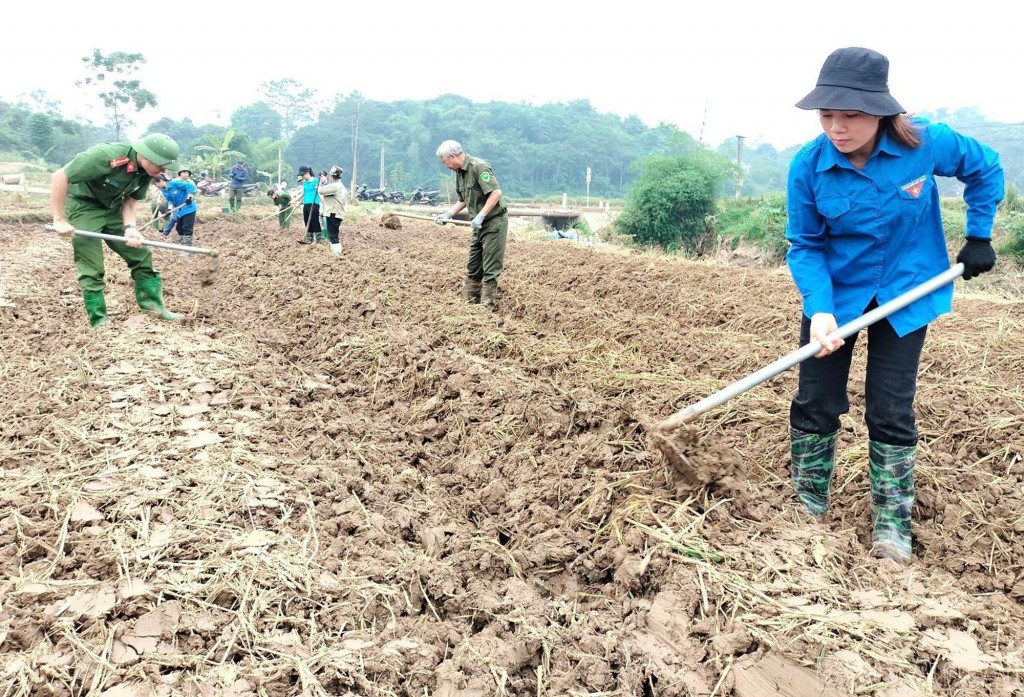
[735, 135, 745, 199]
[379, 138, 385, 189]
[277, 146, 282, 185]
[350, 101, 360, 200]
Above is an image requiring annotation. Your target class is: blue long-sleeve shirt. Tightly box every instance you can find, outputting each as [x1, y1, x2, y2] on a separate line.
[785, 118, 1003, 337]
[164, 180, 197, 217]
[229, 164, 248, 189]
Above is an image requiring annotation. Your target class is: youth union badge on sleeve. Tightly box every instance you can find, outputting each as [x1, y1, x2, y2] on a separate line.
[900, 175, 926, 198]
[480, 172, 491, 182]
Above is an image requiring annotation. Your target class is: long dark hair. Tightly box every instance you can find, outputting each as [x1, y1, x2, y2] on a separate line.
[882, 114, 922, 148]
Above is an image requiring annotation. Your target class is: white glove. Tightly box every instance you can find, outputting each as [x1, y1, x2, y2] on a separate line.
[435, 212, 454, 226]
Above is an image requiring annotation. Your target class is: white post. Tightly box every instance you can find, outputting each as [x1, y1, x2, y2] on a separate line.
[562, 192, 568, 208]
[277, 147, 282, 185]
[586, 166, 591, 208]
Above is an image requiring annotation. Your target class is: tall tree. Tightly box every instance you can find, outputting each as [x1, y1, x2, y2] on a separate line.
[230, 103, 283, 142]
[260, 79, 318, 140]
[77, 50, 158, 141]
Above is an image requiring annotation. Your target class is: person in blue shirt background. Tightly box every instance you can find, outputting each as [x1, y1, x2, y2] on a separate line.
[163, 167, 198, 247]
[228, 160, 248, 212]
[785, 47, 1003, 565]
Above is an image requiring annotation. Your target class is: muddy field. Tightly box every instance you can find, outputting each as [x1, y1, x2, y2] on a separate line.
[1, 211, 1022, 697]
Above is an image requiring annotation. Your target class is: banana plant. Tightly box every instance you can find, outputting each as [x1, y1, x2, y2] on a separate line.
[193, 130, 246, 180]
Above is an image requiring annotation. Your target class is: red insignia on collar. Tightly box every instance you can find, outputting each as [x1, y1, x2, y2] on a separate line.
[109, 157, 130, 168]
[900, 176, 926, 199]
[126, 162, 136, 173]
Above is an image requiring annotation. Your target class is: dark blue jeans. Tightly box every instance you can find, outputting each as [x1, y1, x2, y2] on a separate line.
[790, 304, 927, 447]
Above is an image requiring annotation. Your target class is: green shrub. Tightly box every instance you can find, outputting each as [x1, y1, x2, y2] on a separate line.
[713, 193, 789, 261]
[616, 153, 730, 254]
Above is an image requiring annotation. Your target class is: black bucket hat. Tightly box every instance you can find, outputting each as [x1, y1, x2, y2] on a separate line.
[796, 47, 905, 117]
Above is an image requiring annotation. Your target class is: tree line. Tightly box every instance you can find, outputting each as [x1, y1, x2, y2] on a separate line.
[3, 54, 1022, 200]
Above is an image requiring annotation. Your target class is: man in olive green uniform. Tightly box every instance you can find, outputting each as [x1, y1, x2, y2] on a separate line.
[268, 184, 293, 229]
[51, 133, 183, 327]
[435, 140, 508, 312]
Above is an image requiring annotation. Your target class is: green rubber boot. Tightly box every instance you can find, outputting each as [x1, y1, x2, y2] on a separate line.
[82, 290, 108, 327]
[790, 428, 838, 518]
[869, 441, 915, 564]
[134, 277, 182, 322]
[464, 277, 482, 304]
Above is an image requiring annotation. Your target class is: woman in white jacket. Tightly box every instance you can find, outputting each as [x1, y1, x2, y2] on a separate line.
[317, 165, 348, 256]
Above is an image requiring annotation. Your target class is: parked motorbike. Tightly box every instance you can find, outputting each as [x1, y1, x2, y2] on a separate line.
[386, 189, 406, 204]
[356, 184, 388, 203]
[196, 178, 229, 197]
[409, 188, 440, 206]
[242, 183, 264, 197]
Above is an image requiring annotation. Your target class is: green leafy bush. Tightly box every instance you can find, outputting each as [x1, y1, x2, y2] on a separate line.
[713, 193, 789, 261]
[616, 153, 730, 253]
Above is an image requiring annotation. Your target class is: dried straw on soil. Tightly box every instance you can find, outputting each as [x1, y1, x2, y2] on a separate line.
[1, 214, 1022, 696]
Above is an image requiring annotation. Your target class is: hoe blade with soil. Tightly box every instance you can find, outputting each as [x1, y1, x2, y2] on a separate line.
[654, 265, 965, 483]
[44, 223, 221, 285]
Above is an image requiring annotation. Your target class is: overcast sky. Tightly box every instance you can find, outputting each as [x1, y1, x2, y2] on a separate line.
[7, 0, 1021, 152]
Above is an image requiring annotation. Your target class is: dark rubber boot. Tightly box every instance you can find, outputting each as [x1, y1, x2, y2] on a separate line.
[465, 278, 482, 304]
[83, 290, 108, 327]
[790, 428, 838, 518]
[869, 441, 915, 564]
[134, 277, 182, 322]
[481, 280, 498, 312]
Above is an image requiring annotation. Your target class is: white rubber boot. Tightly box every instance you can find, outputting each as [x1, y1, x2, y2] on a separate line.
[330, 243, 343, 256]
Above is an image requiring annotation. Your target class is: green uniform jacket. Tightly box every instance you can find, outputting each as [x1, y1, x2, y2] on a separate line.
[456, 155, 507, 220]
[64, 143, 153, 210]
[271, 189, 292, 209]
[61, 143, 160, 293]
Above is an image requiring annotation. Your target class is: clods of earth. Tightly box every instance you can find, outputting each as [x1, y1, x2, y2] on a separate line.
[1, 211, 1022, 696]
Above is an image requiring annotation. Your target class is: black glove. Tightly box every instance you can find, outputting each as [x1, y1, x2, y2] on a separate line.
[956, 236, 996, 280]
[186, 196, 193, 204]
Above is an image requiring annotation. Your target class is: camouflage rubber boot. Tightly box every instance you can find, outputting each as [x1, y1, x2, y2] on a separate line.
[299, 229, 315, 245]
[481, 279, 498, 313]
[869, 441, 915, 564]
[179, 235, 193, 247]
[82, 290, 108, 327]
[134, 277, 182, 322]
[790, 427, 838, 518]
[464, 278, 482, 304]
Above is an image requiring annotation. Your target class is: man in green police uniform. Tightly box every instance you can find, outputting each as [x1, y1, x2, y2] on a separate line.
[435, 140, 508, 312]
[50, 133, 183, 327]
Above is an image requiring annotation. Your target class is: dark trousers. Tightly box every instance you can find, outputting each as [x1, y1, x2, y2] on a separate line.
[303, 203, 322, 233]
[790, 303, 927, 447]
[173, 212, 195, 237]
[326, 214, 341, 244]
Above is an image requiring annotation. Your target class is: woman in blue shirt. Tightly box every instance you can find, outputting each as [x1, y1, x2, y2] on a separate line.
[297, 165, 323, 245]
[786, 47, 1002, 564]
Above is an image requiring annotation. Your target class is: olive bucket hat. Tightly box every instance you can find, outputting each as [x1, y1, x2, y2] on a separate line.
[133, 132, 180, 169]
[796, 47, 905, 117]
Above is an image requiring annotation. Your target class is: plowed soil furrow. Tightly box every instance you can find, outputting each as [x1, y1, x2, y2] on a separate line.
[1, 216, 1022, 697]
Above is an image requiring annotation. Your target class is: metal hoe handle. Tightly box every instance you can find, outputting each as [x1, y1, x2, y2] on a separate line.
[391, 211, 472, 226]
[657, 264, 965, 432]
[44, 224, 219, 257]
